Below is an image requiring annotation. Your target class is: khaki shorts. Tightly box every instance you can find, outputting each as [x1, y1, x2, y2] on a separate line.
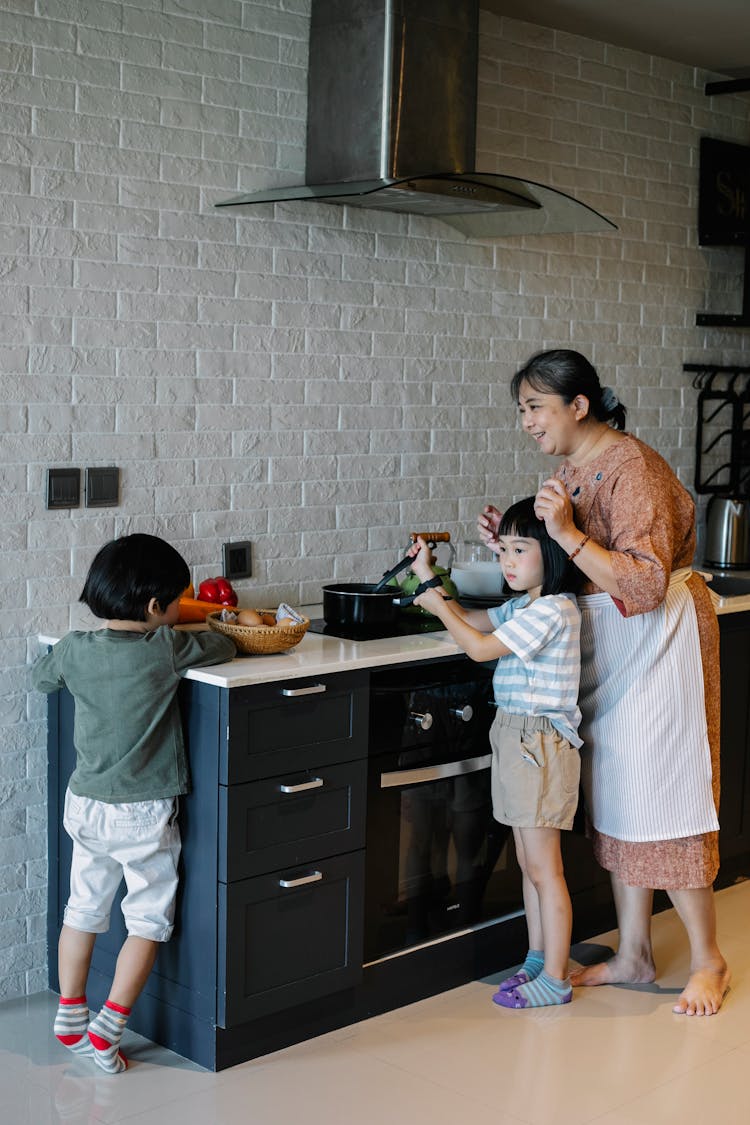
[490, 712, 580, 830]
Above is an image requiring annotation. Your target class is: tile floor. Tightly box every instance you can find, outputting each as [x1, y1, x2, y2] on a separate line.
[2, 880, 747, 1125]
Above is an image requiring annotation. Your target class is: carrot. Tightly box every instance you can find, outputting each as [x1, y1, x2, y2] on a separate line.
[177, 596, 225, 623]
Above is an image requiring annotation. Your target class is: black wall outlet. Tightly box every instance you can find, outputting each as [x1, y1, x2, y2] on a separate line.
[223, 541, 252, 579]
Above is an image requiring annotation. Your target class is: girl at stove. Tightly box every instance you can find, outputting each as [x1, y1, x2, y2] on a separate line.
[411, 498, 582, 1009]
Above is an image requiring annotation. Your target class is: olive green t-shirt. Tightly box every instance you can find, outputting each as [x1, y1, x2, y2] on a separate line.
[32, 627, 236, 802]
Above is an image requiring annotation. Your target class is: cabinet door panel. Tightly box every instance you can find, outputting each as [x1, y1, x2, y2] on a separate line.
[219, 760, 367, 881]
[718, 612, 750, 858]
[218, 850, 365, 1027]
[224, 671, 368, 784]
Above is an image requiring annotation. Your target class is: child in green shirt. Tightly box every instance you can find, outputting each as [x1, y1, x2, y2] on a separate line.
[33, 533, 235, 1074]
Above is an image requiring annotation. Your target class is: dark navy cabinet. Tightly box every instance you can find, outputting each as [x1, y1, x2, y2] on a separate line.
[47, 669, 369, 1070]
[717, 611, 750, 864]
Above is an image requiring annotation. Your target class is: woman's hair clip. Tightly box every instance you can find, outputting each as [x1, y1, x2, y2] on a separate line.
[600, 386, 619, 412]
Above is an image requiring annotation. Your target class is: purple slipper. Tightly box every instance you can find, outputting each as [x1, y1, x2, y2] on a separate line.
[495, 970, 531, 994]
[493, 986, 529, 1009]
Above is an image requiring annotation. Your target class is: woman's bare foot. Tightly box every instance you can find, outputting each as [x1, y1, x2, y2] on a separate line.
[570, 952, 656, 988]
[672, 963, 730, 1016]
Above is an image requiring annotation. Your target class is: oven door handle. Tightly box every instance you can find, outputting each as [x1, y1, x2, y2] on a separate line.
[380, 753, 491, 789]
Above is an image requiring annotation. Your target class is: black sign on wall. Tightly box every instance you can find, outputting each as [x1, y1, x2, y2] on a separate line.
[699, 137, 750, 246]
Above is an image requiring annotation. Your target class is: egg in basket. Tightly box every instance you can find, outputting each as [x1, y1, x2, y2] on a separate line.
[207, 603, 309, 654]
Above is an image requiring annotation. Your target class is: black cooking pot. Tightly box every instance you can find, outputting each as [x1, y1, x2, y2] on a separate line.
[322, 583, 400, 630]
[323, 552, 417, 629]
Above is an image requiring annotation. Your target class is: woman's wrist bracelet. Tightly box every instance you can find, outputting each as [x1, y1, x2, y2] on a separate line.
[568, 534, 590, 561]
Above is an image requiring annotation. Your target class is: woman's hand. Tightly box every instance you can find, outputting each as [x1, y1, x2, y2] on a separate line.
[407, 535, 435, 583]
[534, 478, 577, 541]
[477, 504, 502, 555]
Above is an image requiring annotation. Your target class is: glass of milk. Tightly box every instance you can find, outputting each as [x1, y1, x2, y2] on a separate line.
[451, 542, 506, 598]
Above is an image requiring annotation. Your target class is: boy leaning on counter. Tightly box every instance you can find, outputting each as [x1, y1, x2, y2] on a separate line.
[32, 533, 235, 1074]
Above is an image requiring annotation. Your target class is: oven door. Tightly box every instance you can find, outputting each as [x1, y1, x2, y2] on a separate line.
[364, 661, 523, 963]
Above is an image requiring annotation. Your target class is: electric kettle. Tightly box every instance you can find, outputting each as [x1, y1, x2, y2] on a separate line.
[704, 496, 750, 569]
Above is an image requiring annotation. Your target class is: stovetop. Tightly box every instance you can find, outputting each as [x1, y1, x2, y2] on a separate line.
[306, 595, 511, 641]
[307, 616, 445, 641]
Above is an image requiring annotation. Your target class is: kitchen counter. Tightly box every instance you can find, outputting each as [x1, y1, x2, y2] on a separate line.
[39, 573, 750, 687]
[40, 605, 461, 688]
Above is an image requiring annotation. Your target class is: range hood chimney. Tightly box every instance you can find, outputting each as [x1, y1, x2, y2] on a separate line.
[216, 0, 617, 238]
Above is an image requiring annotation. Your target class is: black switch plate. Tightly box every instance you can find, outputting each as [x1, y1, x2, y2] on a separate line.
[46, 467, 81, 509]
[85, 466, 120, 507]
[223, 541, 252, 579]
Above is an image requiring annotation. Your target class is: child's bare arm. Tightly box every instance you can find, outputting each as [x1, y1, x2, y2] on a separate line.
[414, 587, 511, 662]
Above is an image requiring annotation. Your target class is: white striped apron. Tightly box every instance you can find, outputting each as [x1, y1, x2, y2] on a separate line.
[577, 568, 719, 842]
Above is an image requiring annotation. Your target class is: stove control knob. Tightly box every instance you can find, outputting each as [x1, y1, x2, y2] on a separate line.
[409, 711, 433, 731]
[450, 704, 473, 723]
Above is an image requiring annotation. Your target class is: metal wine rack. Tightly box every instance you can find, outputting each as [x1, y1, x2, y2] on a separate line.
[685, 364, 750, 495]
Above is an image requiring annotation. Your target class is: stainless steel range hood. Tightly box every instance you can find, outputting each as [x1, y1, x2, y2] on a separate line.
[216, 0, 617, 238]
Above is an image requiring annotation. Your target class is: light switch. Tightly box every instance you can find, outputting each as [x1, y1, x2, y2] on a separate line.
[223, 541, 252, 579]
[46, 467, 81, 509]
[85, 466, 120, 507]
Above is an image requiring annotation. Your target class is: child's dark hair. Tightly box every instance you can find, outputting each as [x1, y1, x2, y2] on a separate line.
[499, 497, 581, 596]
[80, 533, 190, 621]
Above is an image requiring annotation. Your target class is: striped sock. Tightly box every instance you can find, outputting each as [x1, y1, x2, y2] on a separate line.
[54, 995, 94, 1056]
[496, 949, 545, 993]
[87, 1001, 130, 1074]
[493, 970, 573, 1009]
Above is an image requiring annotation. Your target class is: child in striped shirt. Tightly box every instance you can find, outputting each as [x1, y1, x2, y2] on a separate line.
[411, 497, 582, 1009]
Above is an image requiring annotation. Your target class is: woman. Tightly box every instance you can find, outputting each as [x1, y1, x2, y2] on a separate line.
[478, 348, 730, 1016]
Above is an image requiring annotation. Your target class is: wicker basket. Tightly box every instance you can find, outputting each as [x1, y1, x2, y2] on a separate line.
[206, 609, 309, 655]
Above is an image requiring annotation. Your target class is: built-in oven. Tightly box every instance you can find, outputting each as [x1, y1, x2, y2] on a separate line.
[364, 657, 524, 963]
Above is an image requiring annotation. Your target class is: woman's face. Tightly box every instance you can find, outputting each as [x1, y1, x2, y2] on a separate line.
[517, 378, 585, 457]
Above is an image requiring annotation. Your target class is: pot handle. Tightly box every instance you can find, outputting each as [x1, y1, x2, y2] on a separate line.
[372, 553, 414, 592]
[409, 531, 451, 542]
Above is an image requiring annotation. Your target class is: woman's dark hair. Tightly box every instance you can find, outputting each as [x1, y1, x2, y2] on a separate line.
[498, 497, 582, 596]
[80, 533, 190, 621]
[510, 348, 627, 431]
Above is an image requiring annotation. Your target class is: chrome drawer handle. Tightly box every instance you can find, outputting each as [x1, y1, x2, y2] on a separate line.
[279, 777, 324, 794]
[281, 684, 327, 697]
[450, 704, 473, 722]
[279, 870, 323, 889]
[409, 710, 433, 731]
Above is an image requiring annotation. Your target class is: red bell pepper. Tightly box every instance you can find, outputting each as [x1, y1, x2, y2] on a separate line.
[197, 576, 238, 606]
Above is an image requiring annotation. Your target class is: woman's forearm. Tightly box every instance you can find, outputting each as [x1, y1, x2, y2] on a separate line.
[555, 526, 623, 599]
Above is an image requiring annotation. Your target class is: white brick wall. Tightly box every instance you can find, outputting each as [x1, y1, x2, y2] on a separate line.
[1, 0, 749, 1000]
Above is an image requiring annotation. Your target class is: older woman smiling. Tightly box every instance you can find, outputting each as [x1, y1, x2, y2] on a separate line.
[479, 349, 730, 1016]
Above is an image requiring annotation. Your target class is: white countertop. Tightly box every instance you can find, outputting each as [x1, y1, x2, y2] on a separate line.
[38, 605, 464, 689]
[38, 574, 750, 690]
[701, 566, 750, 615]
[184, 625, 463, 687]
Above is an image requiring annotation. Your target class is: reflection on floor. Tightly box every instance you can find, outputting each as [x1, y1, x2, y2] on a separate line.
[2, 880, 747, 1125]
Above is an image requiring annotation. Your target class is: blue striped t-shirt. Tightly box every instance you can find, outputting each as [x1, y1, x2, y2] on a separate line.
[487, 593, 582, 748]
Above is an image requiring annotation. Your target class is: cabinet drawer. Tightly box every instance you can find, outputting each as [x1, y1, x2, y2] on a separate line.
[217, 850, 365, 1027]
[219, 759, 367, 881]
[222, 671, 369, 784]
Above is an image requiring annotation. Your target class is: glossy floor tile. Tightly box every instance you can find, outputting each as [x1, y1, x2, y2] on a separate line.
[2, 880, 747, 1125]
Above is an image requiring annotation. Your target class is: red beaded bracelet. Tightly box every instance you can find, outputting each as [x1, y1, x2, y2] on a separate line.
[568, 534, 590, 561]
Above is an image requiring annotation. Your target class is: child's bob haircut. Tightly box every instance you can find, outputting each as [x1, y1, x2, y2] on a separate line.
[498, 497, 581, 597]
[80, 533, 190, 621]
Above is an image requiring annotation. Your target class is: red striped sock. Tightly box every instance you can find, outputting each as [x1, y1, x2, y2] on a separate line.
[54, 995, 93, 1055]
[88, 1001, 131, 1073]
